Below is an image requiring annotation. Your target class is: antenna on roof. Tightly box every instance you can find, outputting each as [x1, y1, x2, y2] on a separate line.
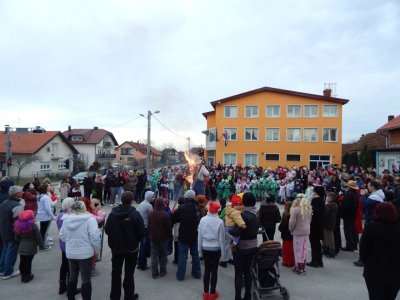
[324, 83, 337, 97]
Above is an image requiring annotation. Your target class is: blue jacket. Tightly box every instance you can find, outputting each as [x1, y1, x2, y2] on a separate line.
[361, 189, 385, 223]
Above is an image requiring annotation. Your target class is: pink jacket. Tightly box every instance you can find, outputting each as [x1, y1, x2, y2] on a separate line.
[92, 209, 106, 224]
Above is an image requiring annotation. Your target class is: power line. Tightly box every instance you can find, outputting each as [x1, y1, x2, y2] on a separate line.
[111, 116, 141, 128]
[152, 115, 187, 140]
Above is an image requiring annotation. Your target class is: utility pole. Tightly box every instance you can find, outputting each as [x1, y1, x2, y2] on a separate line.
[5, 125, 12, 177]
[140, 110, 160, 173]
[187, 137, 191, 152]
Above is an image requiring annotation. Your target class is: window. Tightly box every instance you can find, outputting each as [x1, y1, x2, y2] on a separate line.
[58, 162, 66, 169]
[52, 143, 59, 156]
[287, 128, 301, 142]
[323, 105, 338, 117]
[244, 128, 258, 141]
[245, 106, 259, 118]
[223, 153, 237, 165]
[266, 105, 280, 118]
[266, 128, 280, 141]
[70, 135, 83, 142]
[287, 105, 301, 117]
[303, 128, 318, 142]
[309, 155, 331, 170]
[208, 128, 216, 142]
[40, 162, 51, 170]
[224, 128, 237, 141]
[266, 154, 279, 161]
[121, 148, 134, 155]
[287, 154, 301, 162]
[304, 105, 318, 117]
[224, 106, 237, 118]
[323, 128, 338, 142]
[244, 154, 258, 166]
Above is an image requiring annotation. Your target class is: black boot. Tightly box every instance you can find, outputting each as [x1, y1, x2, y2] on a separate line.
[59, 280, 67, 295]
[20, 273, 26, 283]
[80, 282, 92, 300]
[67, 281, 77, 300]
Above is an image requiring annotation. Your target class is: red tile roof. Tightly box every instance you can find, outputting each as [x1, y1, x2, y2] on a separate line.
[119, 141, 161, 156]
[342, 132, 386, 154]
[63, 128, 118, 145]
[377, 115, 400, 131]
[209, 86, 349, 108]
[0, 131, 78, 155]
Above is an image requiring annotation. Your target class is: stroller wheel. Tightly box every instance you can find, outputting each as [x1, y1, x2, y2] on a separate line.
[281, 287, 290, 300]
[253, 290, 259, 300]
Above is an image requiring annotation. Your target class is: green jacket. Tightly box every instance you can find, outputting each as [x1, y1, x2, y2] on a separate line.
[15, 224, 44, 255]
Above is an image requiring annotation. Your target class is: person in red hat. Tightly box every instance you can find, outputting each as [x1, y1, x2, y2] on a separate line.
[198, 201, 225, 300]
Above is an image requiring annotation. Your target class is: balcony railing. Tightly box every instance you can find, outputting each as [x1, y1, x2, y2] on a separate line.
[96, 153, 116, 159]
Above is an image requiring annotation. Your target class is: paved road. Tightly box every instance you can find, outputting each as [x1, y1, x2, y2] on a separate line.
[0, 201, 395, 300]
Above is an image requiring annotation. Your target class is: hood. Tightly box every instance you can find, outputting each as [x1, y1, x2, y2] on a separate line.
[370, 189, 385, 203]
[243, 206, 258, 216]
[144, 191, 154, 203]
[64, 214, 92, 231]
[112, 205, 137, 218]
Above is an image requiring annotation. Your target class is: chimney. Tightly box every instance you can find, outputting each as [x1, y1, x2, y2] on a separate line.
[323, 89, 332, 97]
[68, 125, 71, 132]
[388, 115, 395, 122]
[94, 126, 98, 130]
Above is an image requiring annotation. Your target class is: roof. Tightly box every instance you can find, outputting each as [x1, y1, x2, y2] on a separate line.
[202, 111, 215, 119]
[118, 141, 161, 156]
[209, 86, 349, 108]
[0, 131, 79, 155]
[377, 115, 400, 131]
[63, 128, 118, 145]
[342, 132, 386, 154]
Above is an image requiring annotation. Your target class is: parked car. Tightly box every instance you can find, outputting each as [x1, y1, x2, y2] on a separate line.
[73, 171, 96, 184]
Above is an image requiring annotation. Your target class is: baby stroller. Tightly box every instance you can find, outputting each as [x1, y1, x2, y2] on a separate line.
[252, 239, 289, 299]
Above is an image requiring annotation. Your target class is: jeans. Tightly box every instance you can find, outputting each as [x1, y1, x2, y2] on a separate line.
[343, 219, 357, 250]
[203, 250, 221, 294]
[193, 179, 205, 196]
[19, 255, 34, 276]
[138, 229, 150, 268]
[168, 189, 174, 200]
[68, 257, 92, 284]
[40, 220, 51, 246]
[150, 241, 168, 275]
[0, 241, 18, 276]
[176, 241, 201, 281]
[173, 241, 179, 263]
[111, 251, 138, 300]
[233, 248, 256, 300]
[110, 187, 118, 205]
[60, 251, 69, 281]
[174, 185, 183, 201]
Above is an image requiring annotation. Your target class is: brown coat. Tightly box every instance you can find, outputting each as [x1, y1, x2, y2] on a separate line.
[148, 199, 172, 243]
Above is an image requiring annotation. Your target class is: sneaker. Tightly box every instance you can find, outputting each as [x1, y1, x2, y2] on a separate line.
[353, 260, 365, 267]
[39, 246, 52, 251]
[0, 272, 4, 276]
[47, 237, 53, 242]
[3, 270, 20, 280]
[133, 294, 139, 300]
[219, 262, 227, 268]
[46, 241, 54, 246]
[110, 204, 114, 207]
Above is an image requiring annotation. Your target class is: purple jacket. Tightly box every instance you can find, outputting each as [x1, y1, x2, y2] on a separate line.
[57, 211, 66, 252]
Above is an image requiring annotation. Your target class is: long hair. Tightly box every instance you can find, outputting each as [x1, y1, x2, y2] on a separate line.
[14, 210, 35, 234]
[292, 193, 311, 219]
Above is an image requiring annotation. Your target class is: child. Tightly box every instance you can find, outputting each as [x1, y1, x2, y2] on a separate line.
[225, 194, 246, 248]
[278, 201, 295, 267]
[14, 210, 44, 283]
[88, 198, 105, 276]
[172, 197, 185, 265]
[323, 192, 338, 259]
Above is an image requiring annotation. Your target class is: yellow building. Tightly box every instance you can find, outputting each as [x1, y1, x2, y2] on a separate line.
[202, 86, 349, 169]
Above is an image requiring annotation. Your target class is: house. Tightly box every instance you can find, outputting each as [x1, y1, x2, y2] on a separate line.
[202, 86, 349, 169]
[115, 141, 161, 167]
[63, 126, 118, 169]
[0, 127, 79, 178]
[161, 148, 180, 164]
[376, 115, 400, 174]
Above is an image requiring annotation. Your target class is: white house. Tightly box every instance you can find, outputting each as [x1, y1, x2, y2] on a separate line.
[63, 126, 119, 169]
[0, 129, 79, 178]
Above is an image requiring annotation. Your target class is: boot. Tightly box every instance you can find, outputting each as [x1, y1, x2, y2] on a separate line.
[20, 273, 26, 283]
[203, 292, 209, 300]
[209, 291, 219, 300]
[59, 280, 67, 295]
[81, 282, 92, 300]
[67, 281, 77, 300]
[24, 274, 34, 283]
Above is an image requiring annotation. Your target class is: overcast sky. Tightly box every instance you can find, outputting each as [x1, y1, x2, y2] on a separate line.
[0, 0, 399, 150]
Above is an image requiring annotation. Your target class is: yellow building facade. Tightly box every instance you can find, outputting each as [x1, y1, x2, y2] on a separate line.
[202, 87, 349, 169]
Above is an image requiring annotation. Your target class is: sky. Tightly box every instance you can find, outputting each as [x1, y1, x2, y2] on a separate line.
[0, 0, 399, 151]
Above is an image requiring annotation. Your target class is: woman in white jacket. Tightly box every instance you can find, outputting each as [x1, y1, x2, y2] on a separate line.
[198, 201, 225, 300]
[59, 201, 101, 300]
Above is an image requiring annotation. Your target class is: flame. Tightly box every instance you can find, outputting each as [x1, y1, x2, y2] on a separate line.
[184, 151, 198, 188]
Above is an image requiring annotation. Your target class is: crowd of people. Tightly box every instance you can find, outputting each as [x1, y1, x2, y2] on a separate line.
[0, 161, 400, 300]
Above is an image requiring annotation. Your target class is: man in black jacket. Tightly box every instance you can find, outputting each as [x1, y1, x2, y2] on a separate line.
[105, 191, 145, 300]
[172, 190, 201, 281]
[341, 180, 359, 252]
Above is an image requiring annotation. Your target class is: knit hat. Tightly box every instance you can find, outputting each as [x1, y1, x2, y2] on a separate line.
[18, 210, 34, 221]
[209, 202, 220, 214]
[184, 190, 196, 199]
[231, 195, 242, 207]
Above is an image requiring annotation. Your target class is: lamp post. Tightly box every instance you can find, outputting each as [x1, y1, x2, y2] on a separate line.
[140, 110, 160, 173]
[4, 125, 12, 177]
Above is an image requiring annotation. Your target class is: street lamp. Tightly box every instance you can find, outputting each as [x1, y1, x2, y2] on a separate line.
[140, 110, 160, 173]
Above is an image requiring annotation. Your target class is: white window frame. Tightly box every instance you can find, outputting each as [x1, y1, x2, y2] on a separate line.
[244, 153, 258, 166]
[303, 128, 319, 142]
[224, 127, 238, 141]
[40, 162, 51, 171]
[265, 105, 281, 118]
[286, 128, 302, 142]
[303, 105, 319, 118]
[244, 105, 259, 118]
[223, 153, 237, 165]
[224, 105, 238, 118]
[286, 105, 302, 118]
[322, 128, 338, 142]
[58, 162, 66, 169]
[244, 128, 259, 141]
[323, 105, 338, 117]
[265, 128, 280, 142]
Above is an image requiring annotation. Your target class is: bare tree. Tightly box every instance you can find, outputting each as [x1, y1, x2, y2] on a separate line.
[14, 155, 41, 182]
